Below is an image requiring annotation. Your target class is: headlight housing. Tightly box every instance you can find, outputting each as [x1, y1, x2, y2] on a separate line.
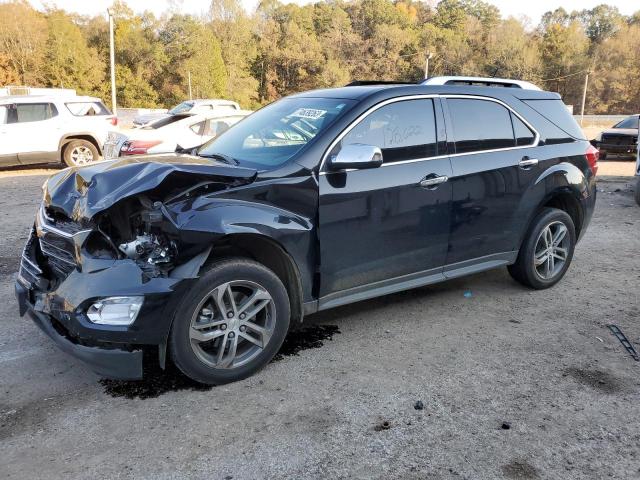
[86, 296, 144, 326]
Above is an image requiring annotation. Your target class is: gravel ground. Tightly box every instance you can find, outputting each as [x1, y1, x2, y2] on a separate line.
[1, 167, 639, 480]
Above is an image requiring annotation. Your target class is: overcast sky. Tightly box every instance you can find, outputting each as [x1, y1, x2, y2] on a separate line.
[22, 0, 640, 25]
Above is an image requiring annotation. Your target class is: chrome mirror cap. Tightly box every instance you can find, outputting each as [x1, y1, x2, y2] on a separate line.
[329, 143, 383, 170]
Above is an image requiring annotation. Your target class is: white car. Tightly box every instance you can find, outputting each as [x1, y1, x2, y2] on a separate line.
[132, 99, 241, 127]
[104, 109, 251, 159]
[0, 95, 116, 167]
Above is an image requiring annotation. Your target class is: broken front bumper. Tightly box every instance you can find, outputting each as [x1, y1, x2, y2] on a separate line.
[15, 228, 197, 379]
[16, 281, 144, 380]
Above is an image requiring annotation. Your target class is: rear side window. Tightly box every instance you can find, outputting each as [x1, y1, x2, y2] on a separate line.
[66, 101, 110, 116]
[339, 99, 438, 163]
[523, 99, 586, 140]
[11, 103, 58, 123]
[447, 99, 515, 153]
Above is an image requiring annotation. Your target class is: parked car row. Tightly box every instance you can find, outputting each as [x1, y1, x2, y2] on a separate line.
[0, 95, 250, 168]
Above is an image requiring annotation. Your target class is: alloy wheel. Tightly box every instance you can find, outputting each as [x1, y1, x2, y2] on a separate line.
[533, 221, 570, 280]
[189, 280, 276, 369]
[70, 145, 95, 165]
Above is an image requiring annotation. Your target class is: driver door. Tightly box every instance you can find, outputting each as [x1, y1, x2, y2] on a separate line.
[318, 97, 453, 307]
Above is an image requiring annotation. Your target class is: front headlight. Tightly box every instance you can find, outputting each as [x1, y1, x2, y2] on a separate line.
[86, 296, 144, 326]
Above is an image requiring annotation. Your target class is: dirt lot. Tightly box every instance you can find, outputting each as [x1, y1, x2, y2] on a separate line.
[1, 164, 639, 479]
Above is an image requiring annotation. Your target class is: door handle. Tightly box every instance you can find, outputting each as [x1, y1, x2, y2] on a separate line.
[419, 175, 448, 189]
[519, 157, 539, 169]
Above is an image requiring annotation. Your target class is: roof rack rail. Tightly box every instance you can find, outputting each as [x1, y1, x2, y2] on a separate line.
[345, 80, 418, 87]
[422, 76, 541, 91]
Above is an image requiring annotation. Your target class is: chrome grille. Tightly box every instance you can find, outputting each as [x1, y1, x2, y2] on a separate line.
[38, 232, 77, 278]
[18, 229, 43, 289]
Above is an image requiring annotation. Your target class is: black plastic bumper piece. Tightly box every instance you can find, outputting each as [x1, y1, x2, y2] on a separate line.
[16, 282, 143, 380]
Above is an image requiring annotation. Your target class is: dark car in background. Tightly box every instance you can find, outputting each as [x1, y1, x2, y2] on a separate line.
[592, 114, 639, 160]
[16, 77, 597, 385]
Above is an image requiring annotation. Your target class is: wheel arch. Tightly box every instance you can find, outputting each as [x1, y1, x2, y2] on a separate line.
[59, 133, 103, 161]
[516, 162, 589, 252]
[202, 233, 305, 326]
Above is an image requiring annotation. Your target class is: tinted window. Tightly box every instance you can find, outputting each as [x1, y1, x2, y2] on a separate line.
[523, 99, 586, 140]
[512, 114, 535, 146]
[203, 117, 243, 137]
[448, 99, 514, 153]
[9, 103, 58, 123]
[338, 99, 437, 163]
[198, 97, 355, 169]
[66, 101, 110, 116]
[614, 116, 639, 129]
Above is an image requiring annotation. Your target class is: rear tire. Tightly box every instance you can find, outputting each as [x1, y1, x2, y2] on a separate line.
[169, 258, 290, 385]
[508, 208, 576, 289]
[63, 139, 99, 167]
[599, 151, 607, 160]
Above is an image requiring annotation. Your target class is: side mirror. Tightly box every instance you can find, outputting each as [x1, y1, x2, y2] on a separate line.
[328, 143, 383, 171]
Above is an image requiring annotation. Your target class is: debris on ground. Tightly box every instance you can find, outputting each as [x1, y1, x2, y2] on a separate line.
[414, 400, 424, 410]
[374, 420, 391, 431]
[463, 290, 473, 298]
[607, 325, 640, 361]
[501, 422, 511, 430]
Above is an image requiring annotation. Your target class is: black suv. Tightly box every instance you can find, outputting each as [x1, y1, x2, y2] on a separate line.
[15, 79, 598, 384]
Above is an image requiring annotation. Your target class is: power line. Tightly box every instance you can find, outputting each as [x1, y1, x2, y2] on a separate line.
[541, 69, 590, 82]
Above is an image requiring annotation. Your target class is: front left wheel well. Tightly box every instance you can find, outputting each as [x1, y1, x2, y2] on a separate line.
[202, 234, 304, 325]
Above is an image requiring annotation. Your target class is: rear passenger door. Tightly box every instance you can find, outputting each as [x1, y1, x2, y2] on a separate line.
[14, 103, 60, 164]
[318, 97, 452, 303]
[442, 96, 539, 272]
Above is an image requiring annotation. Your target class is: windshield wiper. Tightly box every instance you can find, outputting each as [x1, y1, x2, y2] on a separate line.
[198, 152, 239, 166]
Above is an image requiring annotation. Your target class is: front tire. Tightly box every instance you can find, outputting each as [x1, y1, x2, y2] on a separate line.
[169, 258, 290, 385]
[508, 208, 576, 289]
[63, 140, 99, 167]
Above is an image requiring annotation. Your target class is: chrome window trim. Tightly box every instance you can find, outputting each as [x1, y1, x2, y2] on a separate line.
[319, 94, 540, 175]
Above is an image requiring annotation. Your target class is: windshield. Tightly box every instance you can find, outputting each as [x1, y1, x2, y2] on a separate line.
[197, 97, 355, 169]
[169, 101, 195, 115]
[614, 116, 639, 129]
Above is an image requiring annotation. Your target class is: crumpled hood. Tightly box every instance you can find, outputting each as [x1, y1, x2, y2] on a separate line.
[43, 154, 257, 221]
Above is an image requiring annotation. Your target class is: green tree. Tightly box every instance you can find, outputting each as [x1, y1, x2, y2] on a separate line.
[42, 10, 105, 95]
[209, 0, 259, 107]
[0, 0, 47, 85]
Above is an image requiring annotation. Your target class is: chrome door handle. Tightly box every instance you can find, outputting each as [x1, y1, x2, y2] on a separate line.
[419, 175, 448, 188]
[519, 158, 539, 169]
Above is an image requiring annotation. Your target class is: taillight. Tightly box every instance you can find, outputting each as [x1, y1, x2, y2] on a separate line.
[120, 140, 162, 156]
[585, 144, 599, 176]
[108, 117, 118, 126]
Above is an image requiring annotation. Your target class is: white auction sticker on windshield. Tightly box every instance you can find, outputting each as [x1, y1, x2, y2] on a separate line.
[290, 108, 327, 120]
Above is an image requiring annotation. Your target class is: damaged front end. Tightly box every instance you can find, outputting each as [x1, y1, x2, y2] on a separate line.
[16, 155, 259, 379]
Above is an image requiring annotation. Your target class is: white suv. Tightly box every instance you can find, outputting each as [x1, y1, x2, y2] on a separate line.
[0, 95, 116, 168]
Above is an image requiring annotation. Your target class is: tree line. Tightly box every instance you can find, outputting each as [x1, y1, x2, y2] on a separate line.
[1, 0, 639, 114]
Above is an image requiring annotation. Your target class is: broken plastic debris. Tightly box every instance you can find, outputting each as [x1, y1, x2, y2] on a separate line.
[463, 290, 473, 298]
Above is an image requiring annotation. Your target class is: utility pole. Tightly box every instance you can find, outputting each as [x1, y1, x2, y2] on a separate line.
[188, 71, 192, 100]
[580, 71, 589, 126]
[424, 51, 433, 80]
[107, 8, 117, 115]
